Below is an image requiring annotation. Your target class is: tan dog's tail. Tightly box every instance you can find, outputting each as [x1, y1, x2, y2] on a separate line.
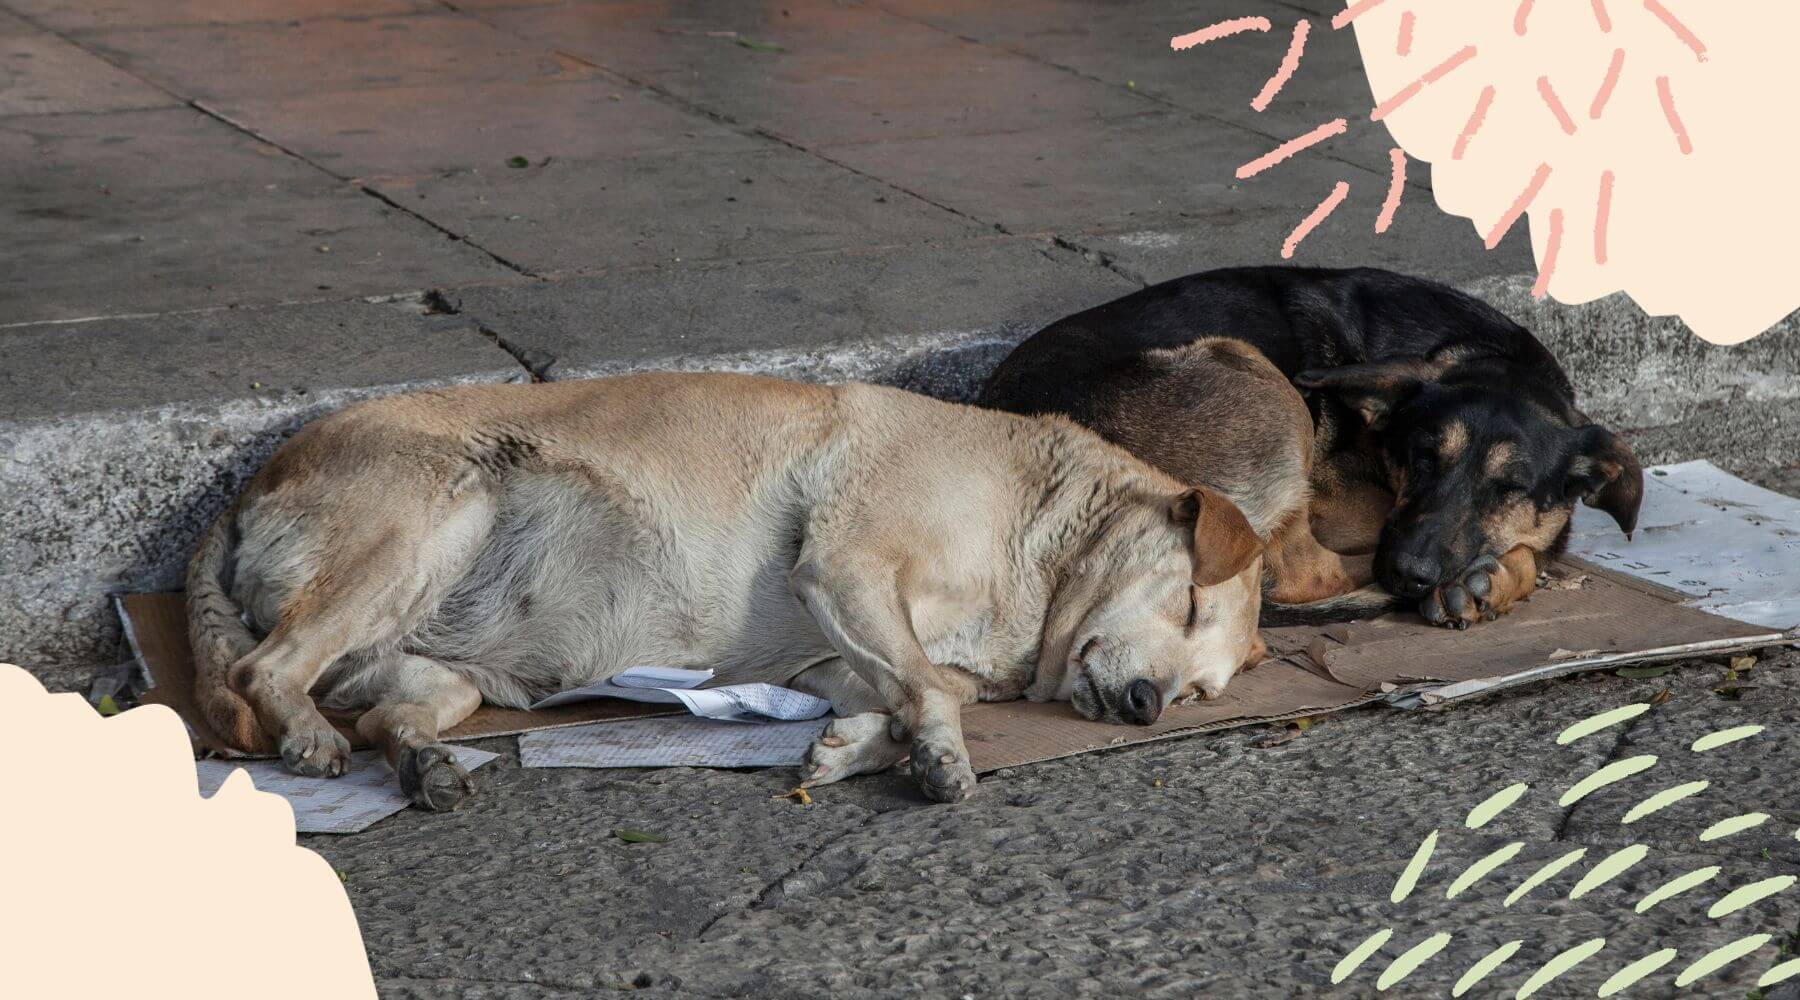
[185, 504, 272, 753]
[1259, 586, 1400, 627]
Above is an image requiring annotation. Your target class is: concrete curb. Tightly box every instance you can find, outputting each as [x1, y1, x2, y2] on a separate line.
[4, 272, 1795, 690]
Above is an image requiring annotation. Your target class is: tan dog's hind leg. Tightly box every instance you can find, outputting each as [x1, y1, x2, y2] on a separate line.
[790, 658, 911, 788]
[1310, 477, 1393, 556]
[1422, 545, 1540, 628]
[353, 655, 483, 811]
[1262, 510, 1375, 604]
[790, 558, 979, 803]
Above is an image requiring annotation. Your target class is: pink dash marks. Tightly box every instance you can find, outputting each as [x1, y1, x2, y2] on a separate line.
[1332, 0, 1388, 30]
[1452, 85, 1497, 160]
[1376, 148, 1407, 233]
[1283, 181, 1351, 259]
[1485, 162, 1552, 248]
[1371, 44, 1477, 120]
[1237, 118, 1348, 178]
[1643, 0, 1707, 61]
[1514, 0, 1536, 35]
[1253, 19, 1312, 112]
[1656, 75, 1694, 153]
[1171, 16, 1271, 51]
[1594, 169, 1615, 264]
[1591, 0, 1613, 32]
[1538, 75, 1577, 134]
[1532, 207, 1565, 298]
[1590, 48, 1625, 119]
[1397, 11, 1415, 55]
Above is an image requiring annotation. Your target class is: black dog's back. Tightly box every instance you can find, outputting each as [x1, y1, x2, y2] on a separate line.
[978, 266, 1572, 419]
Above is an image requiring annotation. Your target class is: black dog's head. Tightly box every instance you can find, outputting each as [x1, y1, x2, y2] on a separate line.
[1296, 359, 1643, 600]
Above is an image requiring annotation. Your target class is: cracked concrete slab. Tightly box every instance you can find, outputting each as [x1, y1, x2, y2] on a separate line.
[482, 0, 1155, 147]
[77, 12, 582, 101]
[0, 107, 519, 322]
[873, 0, 1407, 181]
[0, 298, 526, 685]
[2, 0, 434, 32]
[204, 78, 760, 180]
[442, 237, 1136, 388]
[0, 16, 176, 115]
[379, 145, 984, 277]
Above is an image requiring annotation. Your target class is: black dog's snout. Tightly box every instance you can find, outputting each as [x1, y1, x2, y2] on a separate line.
[1123, 679, 1163, 725]
[1388, 552, 1441, 599]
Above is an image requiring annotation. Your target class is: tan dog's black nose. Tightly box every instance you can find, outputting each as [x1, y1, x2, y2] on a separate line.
[1123, 679, 1162, 725]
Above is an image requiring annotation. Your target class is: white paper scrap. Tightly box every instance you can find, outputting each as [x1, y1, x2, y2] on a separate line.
[195, 746, 500, 835]
[529, 666, 832, 723]
[519, 716, 827, 769]
[1569, 460, 1800, 628]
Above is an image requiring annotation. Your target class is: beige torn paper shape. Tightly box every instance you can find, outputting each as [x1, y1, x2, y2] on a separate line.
[195, 747, 499, 835]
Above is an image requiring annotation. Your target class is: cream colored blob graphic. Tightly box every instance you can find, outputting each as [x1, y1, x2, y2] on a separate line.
[1346, 0, 1800, 343]
[0, 665, 376, 999]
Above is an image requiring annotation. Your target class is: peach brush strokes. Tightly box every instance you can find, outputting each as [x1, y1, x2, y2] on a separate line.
[1644, 0, 1708, 62]
[1283, 181, 1351, 258]
[1253, 20, 1312, 111]
[1538, 75, 1577, 133]
[1171, 16, 1271, 50]
[1656, 75, 1694, 153]
[1591, 0, 1614, 32]
[1594, 169, 1616, 264]
[1237, 118, 1348, 178]
[1371, 45, 1478, 120]
[1397, 11, 1415, 55]
[1452, 85, 1497, 159]
[1332, 0, 1388, 31]
[1590, 48, 1626, 118]
[1484, 161, 1552, 248]
[1376, 148, 1407, 232]
[1532, 207, 1565, 297]
[1514, 0, 1536, 36]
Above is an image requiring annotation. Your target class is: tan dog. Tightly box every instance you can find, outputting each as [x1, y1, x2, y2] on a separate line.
[187, 373, 1264, 807]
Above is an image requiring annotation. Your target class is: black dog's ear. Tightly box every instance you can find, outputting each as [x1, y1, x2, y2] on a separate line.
[1568, 425, 1644, 539]
[1293, 361, 1439, 429]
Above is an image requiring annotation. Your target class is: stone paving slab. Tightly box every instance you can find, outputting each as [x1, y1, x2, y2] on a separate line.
[444, 237, 1136, 385]
[205, 78, 761, 180]
[875, 0, 1406, 181]
[2, 0, 433, 32]
[377, 144, 982, 276]
[78, 13, 581, 101]
[0, 16, 175, 115]
[484, 0, 1156, 147]
[0, 107, 518, 322]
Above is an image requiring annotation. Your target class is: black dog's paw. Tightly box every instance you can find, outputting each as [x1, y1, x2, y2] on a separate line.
[910, 741, 976, 804]
[398, 744, 476, 812]
[1421, 553, 1502, 629]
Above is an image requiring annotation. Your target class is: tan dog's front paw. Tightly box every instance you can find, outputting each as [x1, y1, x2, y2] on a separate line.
[800, 713, 909, 788]
[910, 740, 976, 803]
[280, 724, 351, 778]
[398, 744, 475, 811]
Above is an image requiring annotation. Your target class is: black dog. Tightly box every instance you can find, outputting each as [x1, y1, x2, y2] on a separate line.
[979, 266, 1643, 628]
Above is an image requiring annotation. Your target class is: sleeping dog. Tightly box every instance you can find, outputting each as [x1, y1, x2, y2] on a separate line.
[979, 266, 1644, 628]
[187, 373, 1265, 807]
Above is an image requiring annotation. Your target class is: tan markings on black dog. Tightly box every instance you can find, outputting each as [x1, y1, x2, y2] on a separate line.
[1484, 441, 1518, 476]
[1439, 421, 1469, 461]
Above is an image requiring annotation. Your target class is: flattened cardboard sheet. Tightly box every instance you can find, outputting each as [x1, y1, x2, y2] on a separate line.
[120, 559, 1788, 772]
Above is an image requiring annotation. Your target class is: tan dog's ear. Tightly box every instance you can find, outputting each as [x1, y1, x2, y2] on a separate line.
[1170, 488, 1262, 587]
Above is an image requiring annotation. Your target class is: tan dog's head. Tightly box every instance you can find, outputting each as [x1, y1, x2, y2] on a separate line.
[1032, 486, 1265, 725]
